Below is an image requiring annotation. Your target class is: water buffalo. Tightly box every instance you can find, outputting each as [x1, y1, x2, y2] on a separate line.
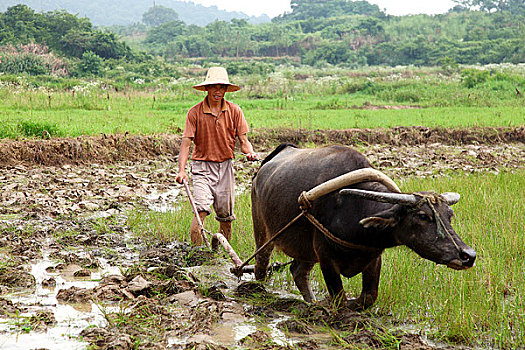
[251, 144, 476, 308]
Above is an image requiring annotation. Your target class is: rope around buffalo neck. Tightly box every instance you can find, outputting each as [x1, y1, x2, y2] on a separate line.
[232, 190, 380, 276]
[412, 194, 462, 253]
[298, 191, 381, 252]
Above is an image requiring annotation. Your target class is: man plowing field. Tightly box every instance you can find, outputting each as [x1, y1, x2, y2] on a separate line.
[176, 67, 259, 245]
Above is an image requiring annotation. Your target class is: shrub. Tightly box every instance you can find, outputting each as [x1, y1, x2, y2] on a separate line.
[226, 61, 275, 76]
[18, 120, 62, 138]
[75, 51, 103, 77]
[0, 53, 49, 75]
[460, 68, 490, 88]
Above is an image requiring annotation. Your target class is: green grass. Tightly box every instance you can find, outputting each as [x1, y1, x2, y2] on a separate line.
[0, 65, 524, 139]
[0, 91, 523, 138]
[126, 170, 524, 348]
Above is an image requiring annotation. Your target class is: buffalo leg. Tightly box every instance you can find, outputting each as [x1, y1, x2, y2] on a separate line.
[290, 259, 316, 302]
[349, 256, 381, 309]
[319, 260, 345, 306]
[254, 244, 273, 281]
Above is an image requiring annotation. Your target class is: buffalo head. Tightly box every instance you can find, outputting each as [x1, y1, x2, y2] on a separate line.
[340, 189, 476, 270]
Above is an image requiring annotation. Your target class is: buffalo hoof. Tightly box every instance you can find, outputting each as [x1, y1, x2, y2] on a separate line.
[346, 298, 366, 311]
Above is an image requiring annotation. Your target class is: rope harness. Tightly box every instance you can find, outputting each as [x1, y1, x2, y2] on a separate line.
[297, 191, 381, 252]
[233, 190, 379, 276]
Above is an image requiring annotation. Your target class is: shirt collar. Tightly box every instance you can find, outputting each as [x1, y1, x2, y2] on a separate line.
[203, 97, 227, 114]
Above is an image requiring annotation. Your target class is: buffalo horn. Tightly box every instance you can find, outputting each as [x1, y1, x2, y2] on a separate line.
[441, 192, 460, 205]
[339, 188, 418, 205]
[303, 168, 401, 202]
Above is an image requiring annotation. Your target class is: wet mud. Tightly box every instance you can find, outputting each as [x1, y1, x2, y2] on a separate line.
[0, 128, 523, 349]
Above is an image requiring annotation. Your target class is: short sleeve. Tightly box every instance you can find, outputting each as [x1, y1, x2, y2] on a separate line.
[183, 107, 197, 138]
[234, 105, 249, 136]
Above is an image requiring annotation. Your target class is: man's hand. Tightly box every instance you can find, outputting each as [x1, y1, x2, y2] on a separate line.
[245, 152, 260, 161]
[176, 171, 188, 184]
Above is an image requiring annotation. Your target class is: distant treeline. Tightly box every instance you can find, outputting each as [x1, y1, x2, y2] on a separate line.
[0, 0, 523, 77]
[115, 0, 525, 67]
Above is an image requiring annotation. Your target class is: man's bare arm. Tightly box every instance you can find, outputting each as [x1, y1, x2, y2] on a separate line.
[238, 133, 259, 161]
[176, 137, 193, 183]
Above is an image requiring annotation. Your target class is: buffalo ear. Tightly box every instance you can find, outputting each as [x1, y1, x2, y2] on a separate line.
[359, 207, 400, 229]
[359, 216, 397, 229]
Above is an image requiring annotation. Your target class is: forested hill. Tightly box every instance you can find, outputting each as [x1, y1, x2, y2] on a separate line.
[0, 0, 271, 26]
[0, 0, 523, 75]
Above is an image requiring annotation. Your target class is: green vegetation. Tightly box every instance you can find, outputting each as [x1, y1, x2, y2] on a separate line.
[127, 0, 524, 67]
[0, 5, 131, 60]
[126, 170, 525, 349]
[0, 2, 524, 80]
[0, 65, 522, 139]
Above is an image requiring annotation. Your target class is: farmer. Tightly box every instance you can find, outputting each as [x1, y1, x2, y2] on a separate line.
[176, 67, 259, 246]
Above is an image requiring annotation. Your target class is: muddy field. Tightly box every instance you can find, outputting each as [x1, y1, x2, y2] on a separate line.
[0, 127, 523, 350]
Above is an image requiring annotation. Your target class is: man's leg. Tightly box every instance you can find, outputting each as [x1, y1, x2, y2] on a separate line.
[219, 220, 232, 241]
[214, 159, 235, 241]
[191, 211, 208, 245]
[191, 161, 214, 246]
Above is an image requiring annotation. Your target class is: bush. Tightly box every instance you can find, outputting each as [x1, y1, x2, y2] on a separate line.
[460, 68, 490, 88]
[0, 53, 49, 75]
[226, 61, 275, 76]
[75, 51, 103, 77]
[18, 120, 62, 138]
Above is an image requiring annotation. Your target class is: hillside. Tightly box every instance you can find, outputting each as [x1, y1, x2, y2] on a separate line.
[0, 0, 271, 26]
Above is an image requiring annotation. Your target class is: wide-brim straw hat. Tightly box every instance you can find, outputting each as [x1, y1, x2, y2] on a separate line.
[192, 67, 240, 92]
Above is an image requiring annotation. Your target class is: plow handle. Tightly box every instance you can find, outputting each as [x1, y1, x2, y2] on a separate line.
[183, 180, 210, 248]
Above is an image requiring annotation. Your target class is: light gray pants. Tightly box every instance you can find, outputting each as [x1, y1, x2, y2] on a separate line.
[191, 159, 235, 222]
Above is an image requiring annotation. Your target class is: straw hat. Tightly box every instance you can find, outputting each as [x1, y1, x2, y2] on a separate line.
[192, 67, 240, 92]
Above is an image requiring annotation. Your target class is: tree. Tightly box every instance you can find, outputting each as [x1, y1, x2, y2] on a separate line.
[1, 5, 39, 43]
[277, 0, 384, 21]
[453, 0, 525, 14]
[142, 6, 179, 27]
[42, 10, 92, 50]
[60, 29, 130, 59]
[146, 20, 187, 44]
[205, 20, 235, 56]
[75, 51, 103, 76]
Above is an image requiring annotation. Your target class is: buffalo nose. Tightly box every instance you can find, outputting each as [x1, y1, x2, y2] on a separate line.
[460, 247, 476, 267]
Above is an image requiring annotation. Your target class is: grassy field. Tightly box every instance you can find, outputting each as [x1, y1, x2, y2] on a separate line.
[127, 170, 525, 349]
[0, 65, 524, 138]
[0, 91, 523, 138]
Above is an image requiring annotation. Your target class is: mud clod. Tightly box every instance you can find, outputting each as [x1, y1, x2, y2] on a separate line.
[0, 298, 21, 315]
[0, 265, 36, 290]
[79, 327, 134, 350]
[277, 318, 312, 334]
[56, 286, 94, 303]
[29, 310, 56, 330]
[234, 281, 270, 297]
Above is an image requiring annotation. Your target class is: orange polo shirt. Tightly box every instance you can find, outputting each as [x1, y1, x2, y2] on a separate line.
[183, 97, 249, 162]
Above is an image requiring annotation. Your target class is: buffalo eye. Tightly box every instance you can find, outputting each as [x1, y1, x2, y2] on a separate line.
[416, 211, 433, 222]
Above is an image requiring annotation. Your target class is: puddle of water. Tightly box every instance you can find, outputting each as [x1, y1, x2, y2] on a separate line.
[0, 249, 122, 350]
[0, 329, 89, 350]
[144, 188, 183, 212]
[198, 316, 293, 347]
[208, 321, 257, 345]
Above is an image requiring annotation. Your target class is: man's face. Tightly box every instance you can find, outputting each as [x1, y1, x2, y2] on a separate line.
[206, 84, 228, 103]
